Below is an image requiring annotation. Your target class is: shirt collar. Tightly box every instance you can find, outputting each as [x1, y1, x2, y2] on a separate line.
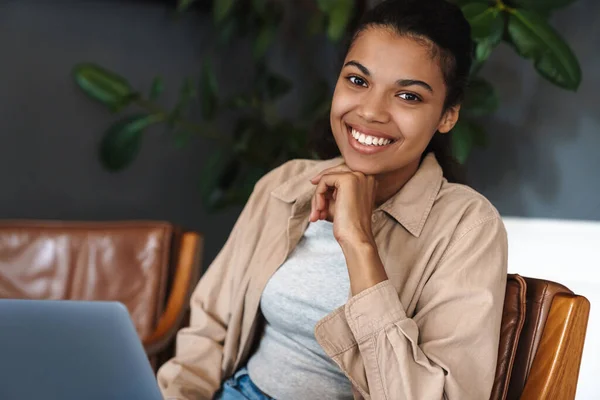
[270, 153, 444, 238]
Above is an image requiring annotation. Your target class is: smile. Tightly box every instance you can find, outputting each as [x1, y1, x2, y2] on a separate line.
[345, 123, 397, 155]
[350, 128, 394, 146]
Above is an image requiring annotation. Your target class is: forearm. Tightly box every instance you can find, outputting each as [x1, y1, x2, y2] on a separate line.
[339, 238, 388, 296]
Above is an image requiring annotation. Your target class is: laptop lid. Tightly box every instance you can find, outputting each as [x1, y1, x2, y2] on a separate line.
[0, 299, 163, 400]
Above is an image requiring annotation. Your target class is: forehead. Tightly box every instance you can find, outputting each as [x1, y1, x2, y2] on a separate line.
[346, 27, 446, 89]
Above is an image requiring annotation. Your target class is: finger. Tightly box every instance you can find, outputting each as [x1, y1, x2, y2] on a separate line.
[315, 174, 343, 194]
[310, 164, 351, 184]
[315, 173, 348, 213]
[315, 179, 335, 212]
[310, 192, 318, 222]
[318, 194, 329, 221]
[315, 182, 328, 212]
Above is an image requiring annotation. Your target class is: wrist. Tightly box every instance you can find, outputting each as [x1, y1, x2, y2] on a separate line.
[339, 237, 378, 260]
[336, 228, 376, 250]
[340, 240, 388, 295]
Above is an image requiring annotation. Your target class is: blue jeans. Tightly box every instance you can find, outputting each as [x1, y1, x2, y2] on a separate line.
[214, 367, 275, 400]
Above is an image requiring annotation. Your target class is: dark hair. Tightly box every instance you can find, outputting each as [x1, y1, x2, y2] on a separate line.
[313, 0, 473, 183]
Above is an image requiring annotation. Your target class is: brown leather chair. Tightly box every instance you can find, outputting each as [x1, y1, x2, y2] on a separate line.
[491, 274, 590, 400]
[0, 220, 203, 370]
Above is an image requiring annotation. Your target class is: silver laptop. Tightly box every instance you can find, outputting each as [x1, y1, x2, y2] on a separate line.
[0, 299, 163, 400]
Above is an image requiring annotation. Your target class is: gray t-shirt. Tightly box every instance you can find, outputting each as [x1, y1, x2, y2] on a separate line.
[246, 220, 354, 400]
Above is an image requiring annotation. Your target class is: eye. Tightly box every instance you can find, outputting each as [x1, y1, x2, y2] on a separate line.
[347, 76, 367, 87]
[398, 93, 421, 102]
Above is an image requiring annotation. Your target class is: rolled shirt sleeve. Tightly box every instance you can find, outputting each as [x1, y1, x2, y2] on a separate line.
[317, 215, 508, 400]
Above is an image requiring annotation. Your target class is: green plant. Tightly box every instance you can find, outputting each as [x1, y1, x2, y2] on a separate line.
[448, 0, 581, 163]
[73, 0, 581, 210]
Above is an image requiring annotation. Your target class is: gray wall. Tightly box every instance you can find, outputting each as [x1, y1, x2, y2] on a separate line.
[0, 0, 242, 267]
[0, 0, 598, 268]
[468, 0, 600, 219]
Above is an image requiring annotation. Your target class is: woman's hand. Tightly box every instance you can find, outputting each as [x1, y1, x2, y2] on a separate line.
[309, 164, 378, 248]
[309, 164, 388, 295]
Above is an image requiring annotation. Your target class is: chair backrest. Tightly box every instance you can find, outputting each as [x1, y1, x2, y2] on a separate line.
[491, 274, 590, 400]
[0, 220, 179, 339]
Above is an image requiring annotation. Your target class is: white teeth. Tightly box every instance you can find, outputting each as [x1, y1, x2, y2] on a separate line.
[351, 128, 393, 147]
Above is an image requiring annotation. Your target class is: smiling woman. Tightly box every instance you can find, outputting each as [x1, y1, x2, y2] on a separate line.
[157, 1, 508, 399]
[329, 4, 471, 187]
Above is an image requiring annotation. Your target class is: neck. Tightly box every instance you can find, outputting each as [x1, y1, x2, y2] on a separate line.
[374, 158, 420, 207]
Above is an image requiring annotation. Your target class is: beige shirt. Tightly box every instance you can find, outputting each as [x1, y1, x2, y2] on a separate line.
[157, 154, 508, 400]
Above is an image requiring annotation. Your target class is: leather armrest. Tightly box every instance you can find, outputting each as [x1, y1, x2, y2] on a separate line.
[143, 232, 203, 356]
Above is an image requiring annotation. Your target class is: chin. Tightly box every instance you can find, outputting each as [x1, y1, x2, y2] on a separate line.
[340, 151, 387, 176]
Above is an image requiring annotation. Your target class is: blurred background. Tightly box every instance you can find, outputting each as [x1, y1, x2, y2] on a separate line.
[0, 0, 599, 397]
[1, 0, 597, 266]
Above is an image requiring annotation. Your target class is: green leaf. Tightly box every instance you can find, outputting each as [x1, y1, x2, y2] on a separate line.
[167, 77, 196, 128]
[462, 4, 503, 41]
[100, 114, 162, 171]
[72, 63, 134, 112]
[200, 60, 219, 120]
[465, 3, 504, 76]
[326, 0, 353, 41]
[265, 72, 292, 100]
[213, 0, 235, 24]
[507, 9, 581, 90]
[253, 24, 276, 60]
[149, 76, 163, 101]
[510, 0, 576, 13]
[451, 119, 486, 164]
[470, 39, 494, 76]
[475, 38, 495, 63]
[463, 78, 499, 116]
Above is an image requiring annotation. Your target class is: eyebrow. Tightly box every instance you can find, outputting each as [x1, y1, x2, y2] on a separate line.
[344, 60, 434, 94]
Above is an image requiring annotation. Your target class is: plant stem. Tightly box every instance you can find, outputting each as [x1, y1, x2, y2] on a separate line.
[496, 0, 515, 13]
[134, 97, 232, 146]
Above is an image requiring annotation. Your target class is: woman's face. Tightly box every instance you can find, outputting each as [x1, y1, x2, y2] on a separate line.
[330, 27, 459, 177]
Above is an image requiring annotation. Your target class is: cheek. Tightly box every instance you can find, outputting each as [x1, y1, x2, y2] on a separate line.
[392, 107, 439, 143]
[330, 82, 356, 121]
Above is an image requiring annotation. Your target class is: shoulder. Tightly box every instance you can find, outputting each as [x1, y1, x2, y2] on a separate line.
[239, 157, 341, 228]
[254, 158, 342, 194]
[432, 180, 506, 245]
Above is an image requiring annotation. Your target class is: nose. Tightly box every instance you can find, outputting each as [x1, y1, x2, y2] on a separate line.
[356, 90, 391, 124]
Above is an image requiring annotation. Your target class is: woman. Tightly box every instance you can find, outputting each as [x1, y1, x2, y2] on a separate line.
[158, 0, 508, 399]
